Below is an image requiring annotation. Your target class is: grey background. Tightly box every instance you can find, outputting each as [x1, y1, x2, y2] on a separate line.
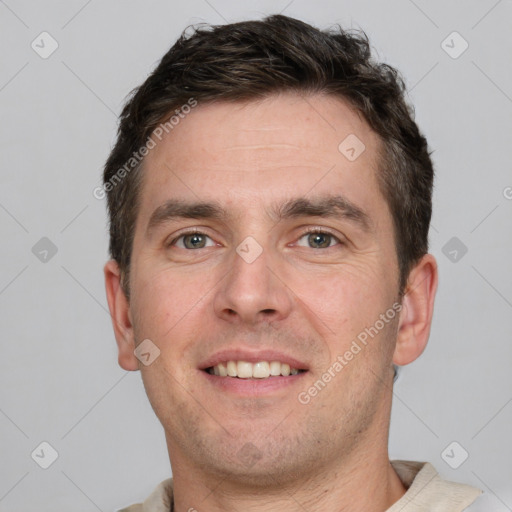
[1, 0, 511, 510]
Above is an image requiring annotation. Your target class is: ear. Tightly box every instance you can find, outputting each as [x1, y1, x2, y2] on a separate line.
[393, 253, 438, 366]
[104, 260, 139, 371]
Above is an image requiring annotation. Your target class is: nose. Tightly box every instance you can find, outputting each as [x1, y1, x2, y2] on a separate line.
[212, 241, 293, 326]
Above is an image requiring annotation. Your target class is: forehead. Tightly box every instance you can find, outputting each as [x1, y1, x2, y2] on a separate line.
[135, 92, 389, 232]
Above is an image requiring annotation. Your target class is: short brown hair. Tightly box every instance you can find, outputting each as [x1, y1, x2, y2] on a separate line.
[103, 14, 434, 298]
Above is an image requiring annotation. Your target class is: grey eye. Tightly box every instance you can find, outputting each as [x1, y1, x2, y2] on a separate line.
[297, 231, 338, 249]
[173, 232, 215, 249]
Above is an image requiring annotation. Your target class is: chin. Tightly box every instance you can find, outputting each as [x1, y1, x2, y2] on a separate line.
[189, 430, 322, 490]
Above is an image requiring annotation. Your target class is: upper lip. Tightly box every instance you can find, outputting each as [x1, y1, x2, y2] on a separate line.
[199, 348, 309, 371]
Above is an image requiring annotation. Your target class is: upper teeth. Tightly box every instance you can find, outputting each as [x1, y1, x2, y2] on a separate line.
[209, 361, 301, 379]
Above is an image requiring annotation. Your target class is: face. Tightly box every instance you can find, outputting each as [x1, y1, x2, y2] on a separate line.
[123, 92, 404, 485]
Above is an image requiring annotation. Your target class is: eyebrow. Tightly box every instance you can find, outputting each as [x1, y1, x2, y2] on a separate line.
[146, 194, 373, 237]
[146, 200, 228, 237]
[272, 196, 373, 233]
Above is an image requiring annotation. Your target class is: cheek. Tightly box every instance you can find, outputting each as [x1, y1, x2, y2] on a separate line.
[297, 257, 384, 306]
[130, 265, 211, 351]
[132, 270, 208, 408]
[289, 260, 396, 348]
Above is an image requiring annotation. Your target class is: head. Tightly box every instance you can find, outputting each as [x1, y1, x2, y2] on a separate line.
[103, 15, 437, 487]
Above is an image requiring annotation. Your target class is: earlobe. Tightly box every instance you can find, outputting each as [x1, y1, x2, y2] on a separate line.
[104, 260, 139, 371]
[393, 253, 438, 366]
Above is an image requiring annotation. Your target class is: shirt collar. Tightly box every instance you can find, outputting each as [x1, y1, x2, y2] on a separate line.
[120, 460, 482, 512]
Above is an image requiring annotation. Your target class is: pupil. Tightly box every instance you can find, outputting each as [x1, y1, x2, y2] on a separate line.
[309, 233, 330, 248]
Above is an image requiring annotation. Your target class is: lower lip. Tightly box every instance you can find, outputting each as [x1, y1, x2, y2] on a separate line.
[201, 370, 307, 396]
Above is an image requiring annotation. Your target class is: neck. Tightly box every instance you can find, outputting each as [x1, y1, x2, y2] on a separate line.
[169, 437, 406, 512]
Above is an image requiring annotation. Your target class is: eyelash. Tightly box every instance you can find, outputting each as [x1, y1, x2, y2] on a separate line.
[168, 227, 343, 249]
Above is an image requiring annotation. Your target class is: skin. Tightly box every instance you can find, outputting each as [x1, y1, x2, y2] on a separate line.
[105, 92, 438, 512]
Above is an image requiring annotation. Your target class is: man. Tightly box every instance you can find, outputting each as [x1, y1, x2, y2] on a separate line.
[103, 14, 482, 512]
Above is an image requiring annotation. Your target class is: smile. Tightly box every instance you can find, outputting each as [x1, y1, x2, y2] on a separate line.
[206, 360, 307, 379]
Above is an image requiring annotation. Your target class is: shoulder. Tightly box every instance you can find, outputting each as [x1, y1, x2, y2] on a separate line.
[388, 460, 482, 512]
[115, 478, 174, 512]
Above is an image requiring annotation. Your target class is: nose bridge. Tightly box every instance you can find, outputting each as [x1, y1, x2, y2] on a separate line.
[213, 234, 292, 324]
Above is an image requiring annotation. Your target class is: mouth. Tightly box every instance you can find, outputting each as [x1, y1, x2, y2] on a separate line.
[199, 350, 309, 395]
[204, 360, 307, 379]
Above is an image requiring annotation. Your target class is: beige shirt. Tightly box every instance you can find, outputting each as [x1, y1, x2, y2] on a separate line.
[117, 460, 482, 512]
